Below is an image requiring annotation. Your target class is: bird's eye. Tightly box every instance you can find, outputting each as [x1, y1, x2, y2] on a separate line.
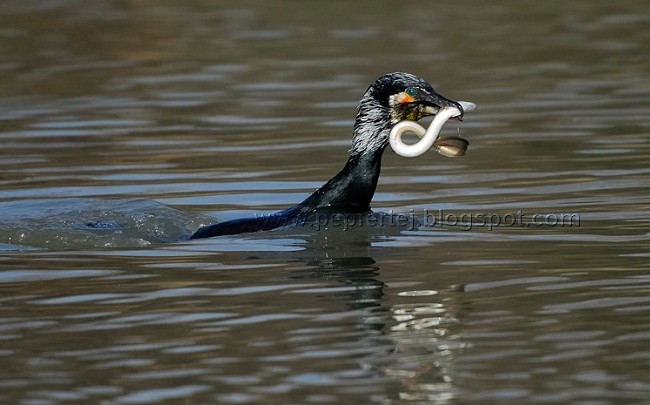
[405, 87, 418, 98]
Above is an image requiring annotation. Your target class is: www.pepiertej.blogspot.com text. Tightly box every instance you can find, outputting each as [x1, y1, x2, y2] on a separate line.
[255, 209, 581, 231]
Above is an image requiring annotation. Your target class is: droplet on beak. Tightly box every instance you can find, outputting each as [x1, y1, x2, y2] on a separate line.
[432, 136, 470, 157]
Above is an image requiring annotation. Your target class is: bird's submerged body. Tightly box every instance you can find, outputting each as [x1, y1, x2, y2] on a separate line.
[190, 72, 467, 239]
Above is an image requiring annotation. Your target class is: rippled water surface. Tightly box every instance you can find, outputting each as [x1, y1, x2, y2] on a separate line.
[1, 1, 649, 403]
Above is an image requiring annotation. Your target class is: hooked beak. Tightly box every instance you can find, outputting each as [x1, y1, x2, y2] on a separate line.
[419, 89, 467, 120]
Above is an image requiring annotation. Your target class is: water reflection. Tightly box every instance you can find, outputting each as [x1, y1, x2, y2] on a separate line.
[0, 221, 472, 403]
[274, 227, 467, 403]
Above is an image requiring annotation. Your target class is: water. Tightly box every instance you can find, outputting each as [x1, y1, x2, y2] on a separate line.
[1, 0, 649, 403]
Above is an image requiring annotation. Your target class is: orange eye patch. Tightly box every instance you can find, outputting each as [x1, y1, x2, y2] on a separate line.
[398, 91, 416, 104]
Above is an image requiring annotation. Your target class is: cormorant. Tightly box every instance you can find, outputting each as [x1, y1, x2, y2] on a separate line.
[190, 72, 466, 239]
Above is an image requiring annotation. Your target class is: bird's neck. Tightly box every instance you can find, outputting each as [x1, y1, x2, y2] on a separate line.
[298, 150, 384, 213]
[295, 99, 391, 214]
[350, 99, 391, 157]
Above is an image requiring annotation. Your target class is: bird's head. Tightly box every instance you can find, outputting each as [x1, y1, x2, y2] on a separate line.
[351, 72, 464, 157]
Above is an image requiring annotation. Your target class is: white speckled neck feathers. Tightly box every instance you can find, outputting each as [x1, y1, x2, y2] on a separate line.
[350, 92, 392, 157]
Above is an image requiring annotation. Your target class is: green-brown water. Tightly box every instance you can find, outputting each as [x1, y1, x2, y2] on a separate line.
[1, 1, 649, 403]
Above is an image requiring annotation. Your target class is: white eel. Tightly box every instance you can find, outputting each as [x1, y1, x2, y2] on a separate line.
[389, 101, 476, 158]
